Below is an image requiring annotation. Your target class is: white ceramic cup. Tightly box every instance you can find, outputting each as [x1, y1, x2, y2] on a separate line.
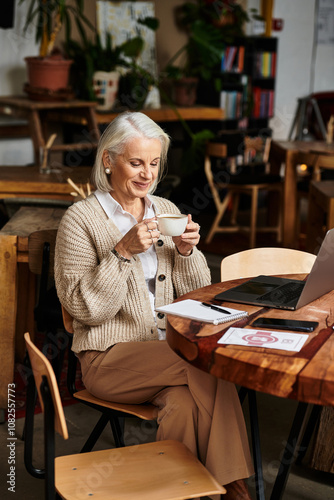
[157, 214, 188, 236]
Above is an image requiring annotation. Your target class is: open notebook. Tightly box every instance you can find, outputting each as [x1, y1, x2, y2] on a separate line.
[156, 299, 248, 325]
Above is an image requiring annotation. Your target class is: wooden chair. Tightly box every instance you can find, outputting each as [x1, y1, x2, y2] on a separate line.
[220, 247, 316, 281]
[61, 304, 158, 451]
[220, 247, 317, 500]
[27, 229, 157, 452]
[24, 332, 226, 500]
[204, 135, 283, 248]
[306, 180, 334, 253]
[297, 153, 334, 241]
[312, 152, 334, 181]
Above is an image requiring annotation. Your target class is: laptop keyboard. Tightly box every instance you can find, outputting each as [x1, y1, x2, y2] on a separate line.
[256, 281, 305, 305]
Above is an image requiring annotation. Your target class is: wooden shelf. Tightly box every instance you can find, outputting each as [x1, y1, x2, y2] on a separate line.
[95, 106, 225, 124]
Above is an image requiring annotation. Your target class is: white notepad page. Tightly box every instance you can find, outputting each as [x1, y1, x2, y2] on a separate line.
[156, 299, 248, 325]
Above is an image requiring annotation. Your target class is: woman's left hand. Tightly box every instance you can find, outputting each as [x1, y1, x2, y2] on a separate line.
[173, 214, 200, 256]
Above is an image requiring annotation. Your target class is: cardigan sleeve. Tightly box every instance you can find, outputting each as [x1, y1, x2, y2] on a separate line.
[172, 247, 211, 297]
[54, 202, 142, 326]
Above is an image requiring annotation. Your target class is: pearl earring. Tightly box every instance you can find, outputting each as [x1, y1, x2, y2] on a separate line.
[105, 168, 111, 174]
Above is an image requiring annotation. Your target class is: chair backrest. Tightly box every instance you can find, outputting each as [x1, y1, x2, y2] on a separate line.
[312, 154, 334, 182]
[221, 247, 317, 282]
[306, 92, 334, 140]
[204, 142, 228, 210]
[244, 136, 271, 165]
[28, 229, 58, 277]
[24, 332, 68, 439]
[205, 134, 272, 183]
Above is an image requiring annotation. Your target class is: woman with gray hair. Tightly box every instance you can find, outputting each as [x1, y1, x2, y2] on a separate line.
[55, 111, 253, 498]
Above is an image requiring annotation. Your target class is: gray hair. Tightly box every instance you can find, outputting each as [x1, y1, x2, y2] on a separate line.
[91, 111, 170, 193]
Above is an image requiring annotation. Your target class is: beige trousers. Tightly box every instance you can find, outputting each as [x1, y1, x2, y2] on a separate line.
[78, 340, 254, 486]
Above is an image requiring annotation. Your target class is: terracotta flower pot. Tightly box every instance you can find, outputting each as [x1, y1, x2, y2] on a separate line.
[25, 56, 73, 92]
[172, 77, 198, 107]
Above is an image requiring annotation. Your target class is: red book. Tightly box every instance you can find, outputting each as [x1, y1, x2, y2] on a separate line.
[238, 46, 245, 72]
[252, 87, 261, 118]
[271, 52, 277, 77]
[268, 90, 275, 116]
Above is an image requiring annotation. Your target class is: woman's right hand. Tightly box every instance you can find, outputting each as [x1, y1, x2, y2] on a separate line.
[114, 218, 160, 259]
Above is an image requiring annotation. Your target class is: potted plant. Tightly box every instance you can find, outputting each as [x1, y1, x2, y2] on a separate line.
[20, 0, 94, 99]
[65, 33, 135, 107]
[65, 16, 159, 111]
[163, 0, 258, 107]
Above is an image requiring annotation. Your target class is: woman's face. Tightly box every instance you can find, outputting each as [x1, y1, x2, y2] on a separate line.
[107, 136, 161, 203]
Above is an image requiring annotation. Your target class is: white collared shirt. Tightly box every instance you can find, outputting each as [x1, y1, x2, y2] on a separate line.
[95, 190, 166, 340]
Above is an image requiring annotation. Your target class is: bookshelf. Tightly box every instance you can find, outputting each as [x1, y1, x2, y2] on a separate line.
[197, 36, 278, 132]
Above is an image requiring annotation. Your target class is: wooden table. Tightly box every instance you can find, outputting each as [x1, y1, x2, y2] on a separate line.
[270, 140, 334, 248]
[0, 207, 66, 411]
[0, 165, 92, 201]
[166, 277, 334, 499]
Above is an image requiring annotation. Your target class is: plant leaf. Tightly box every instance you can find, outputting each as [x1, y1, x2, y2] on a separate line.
[138, 16, 159, 31]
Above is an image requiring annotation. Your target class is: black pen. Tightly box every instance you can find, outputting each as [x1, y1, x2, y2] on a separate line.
[201, 302, 231, 315]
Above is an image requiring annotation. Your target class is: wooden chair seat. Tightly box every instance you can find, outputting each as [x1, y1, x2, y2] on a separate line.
[24, 332, 226, 500]
[55, 439, 223, 500]
[73, 388, 158, 420]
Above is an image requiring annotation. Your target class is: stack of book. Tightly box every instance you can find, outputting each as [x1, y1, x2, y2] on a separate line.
[252, 87, 275, 118]
[253, 51, 276, 78]
[220, 90, 243, 119]
[221, 46, 245, 73]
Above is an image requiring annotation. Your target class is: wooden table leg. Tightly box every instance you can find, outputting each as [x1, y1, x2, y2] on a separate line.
[0, 235, 18, 409]
[28, 109, 45, 166]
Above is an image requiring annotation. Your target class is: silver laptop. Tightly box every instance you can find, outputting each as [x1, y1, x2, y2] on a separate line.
[215, 228, 334, 310]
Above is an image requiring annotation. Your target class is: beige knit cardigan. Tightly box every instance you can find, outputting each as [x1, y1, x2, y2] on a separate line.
[55, 194, 211, 353]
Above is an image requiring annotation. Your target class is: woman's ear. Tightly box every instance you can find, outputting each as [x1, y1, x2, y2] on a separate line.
[102, 150, 112, 168]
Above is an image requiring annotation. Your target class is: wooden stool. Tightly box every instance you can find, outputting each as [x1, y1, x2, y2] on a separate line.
[306, 180, 334, 253]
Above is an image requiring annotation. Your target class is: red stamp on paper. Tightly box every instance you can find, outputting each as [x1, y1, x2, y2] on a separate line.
[242, 331, 278, 345]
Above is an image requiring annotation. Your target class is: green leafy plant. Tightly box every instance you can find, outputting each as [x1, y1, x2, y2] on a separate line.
[160, 1, 263, 174]
[65, 33, 144, 100]
[164, 0, 260, 81]
[164, 18, 225, 81]
[20, 0, 94, 58]
[65, 15, 159, 103]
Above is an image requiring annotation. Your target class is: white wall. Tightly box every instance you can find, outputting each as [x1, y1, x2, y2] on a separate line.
[0, 1, 38, 164]
[271, 0, 334, 139]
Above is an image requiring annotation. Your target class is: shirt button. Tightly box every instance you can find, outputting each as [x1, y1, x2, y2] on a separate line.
[158, 274, 166, 281]
[157, 312, 164, 319]
[157, 239, 164, 247]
